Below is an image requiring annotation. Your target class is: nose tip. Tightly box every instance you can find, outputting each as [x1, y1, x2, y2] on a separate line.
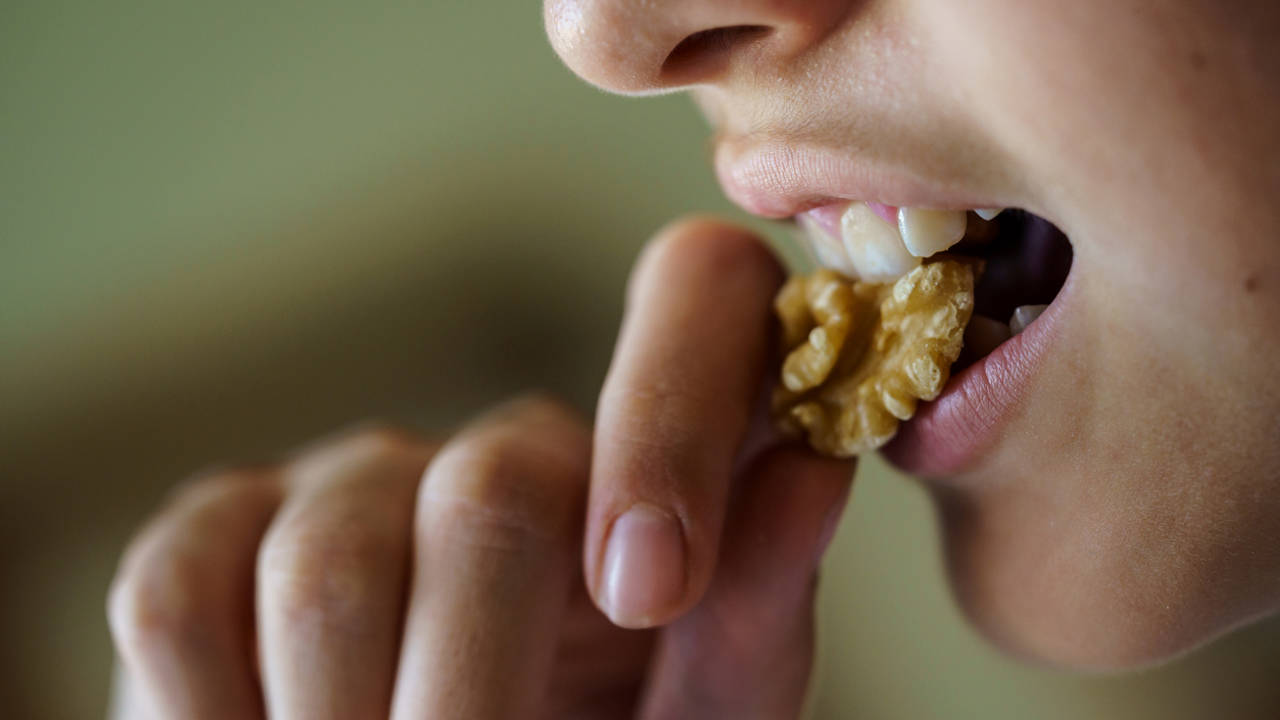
[544, 0, 657, 93]
[544, 0, 844, 95]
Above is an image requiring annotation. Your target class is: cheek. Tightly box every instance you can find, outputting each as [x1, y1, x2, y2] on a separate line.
[922, 0, 1200, 214]
[924, 224, 1280, 668]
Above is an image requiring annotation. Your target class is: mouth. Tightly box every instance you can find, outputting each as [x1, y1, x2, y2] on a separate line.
[791, 201, 1075, 477]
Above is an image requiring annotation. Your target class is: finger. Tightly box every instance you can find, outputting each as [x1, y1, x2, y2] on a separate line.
[255, 427, 436, 720]
[107, 470, 282, 720]
[390, 395, 591, 720]
[541, 583, 658, 719]
[108, 665, 153, 720]
[590, 217, 785, 627]
[640, 445, 853, 720]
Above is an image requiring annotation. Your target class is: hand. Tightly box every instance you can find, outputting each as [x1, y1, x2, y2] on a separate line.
[107, 219, 854, 719]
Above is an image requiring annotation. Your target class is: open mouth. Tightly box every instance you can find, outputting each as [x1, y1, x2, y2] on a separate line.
[796, 203, 1073, 363]
[791, 201, 1075, 474]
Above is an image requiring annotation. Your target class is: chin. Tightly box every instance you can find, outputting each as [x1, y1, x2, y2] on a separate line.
[930, 480, 1275, 672]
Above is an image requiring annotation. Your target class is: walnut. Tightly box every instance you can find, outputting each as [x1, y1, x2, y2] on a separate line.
[772, 260, 976, 457]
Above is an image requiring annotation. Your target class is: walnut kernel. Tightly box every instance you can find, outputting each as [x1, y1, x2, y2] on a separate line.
[773, 260, 976, 457]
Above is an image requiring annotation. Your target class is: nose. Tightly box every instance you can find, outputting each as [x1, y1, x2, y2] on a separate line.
[545, 0, 848, 95]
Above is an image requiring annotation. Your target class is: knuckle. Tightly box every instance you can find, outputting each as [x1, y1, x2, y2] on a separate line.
[168, 467, 268, 507]
[258, 519, 396, 632]
[498, 391, 582, 425]
[108, 471, 272, 661]
[287, 421, 434, 488]
[107, 532, 207, 659]
[421, 430, 583, 549]
[327, 422, 425, 464]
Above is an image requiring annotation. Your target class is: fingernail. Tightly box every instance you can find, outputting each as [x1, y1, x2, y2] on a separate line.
[600, 504, 685, 628]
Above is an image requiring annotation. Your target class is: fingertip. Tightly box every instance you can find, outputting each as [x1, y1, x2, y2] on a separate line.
[648, 215, 784, 281]
[597, 503, 688, 628]
[649, 214, 761, 245]
[626, 215, 784, 308]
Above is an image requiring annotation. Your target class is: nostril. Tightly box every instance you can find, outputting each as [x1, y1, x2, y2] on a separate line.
[660, 25, 773, 84]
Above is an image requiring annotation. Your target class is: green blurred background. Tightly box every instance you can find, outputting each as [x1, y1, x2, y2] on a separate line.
[3, 1, 1279, 717]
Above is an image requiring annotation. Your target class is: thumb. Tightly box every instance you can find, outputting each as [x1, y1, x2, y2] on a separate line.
[638, 444, 853, 720]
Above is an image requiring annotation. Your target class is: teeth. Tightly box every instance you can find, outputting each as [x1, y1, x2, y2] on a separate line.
[1009, 304, 1049, 335]
[800, 203, 1013, 282]
[796, 214, 858, 277]
[897, 207, 969, 258]
[840, 203, 920, 282]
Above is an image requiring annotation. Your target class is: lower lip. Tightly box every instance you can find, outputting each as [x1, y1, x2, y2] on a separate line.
[880, 265, 1077, 477]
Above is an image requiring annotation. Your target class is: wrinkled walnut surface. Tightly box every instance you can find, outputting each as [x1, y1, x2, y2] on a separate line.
[773, 260, 976, 457]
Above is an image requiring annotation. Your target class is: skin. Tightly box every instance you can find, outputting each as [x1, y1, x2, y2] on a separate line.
[109, 224, 853, 719]
[110, 1, 1280, 717]
[547, 0, 1280, 667]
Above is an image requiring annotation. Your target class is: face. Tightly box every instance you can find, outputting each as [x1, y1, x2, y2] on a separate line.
[546, 0, 1280, 668]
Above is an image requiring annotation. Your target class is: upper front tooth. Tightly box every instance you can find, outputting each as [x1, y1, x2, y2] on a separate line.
[1009, 304, 1049, 335]
[797, 213, 858, 277]
[974, 208, 1005, 221]
[841, 202, 920, 282]
[897, 207, 969, 258]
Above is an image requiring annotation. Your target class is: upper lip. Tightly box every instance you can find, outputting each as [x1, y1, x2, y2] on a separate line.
[713, 134, 995, 219]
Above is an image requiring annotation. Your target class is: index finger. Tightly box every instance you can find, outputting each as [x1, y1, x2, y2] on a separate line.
[589, 217, 785, 628]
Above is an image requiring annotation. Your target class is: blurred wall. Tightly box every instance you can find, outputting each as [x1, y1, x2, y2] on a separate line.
[3, 2, 1279, 718]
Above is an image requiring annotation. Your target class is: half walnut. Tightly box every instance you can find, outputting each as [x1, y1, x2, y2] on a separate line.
[772, 259, 977, 457]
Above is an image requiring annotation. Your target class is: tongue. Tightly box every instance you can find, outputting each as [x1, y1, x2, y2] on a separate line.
[972, 212, 1073, 322]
